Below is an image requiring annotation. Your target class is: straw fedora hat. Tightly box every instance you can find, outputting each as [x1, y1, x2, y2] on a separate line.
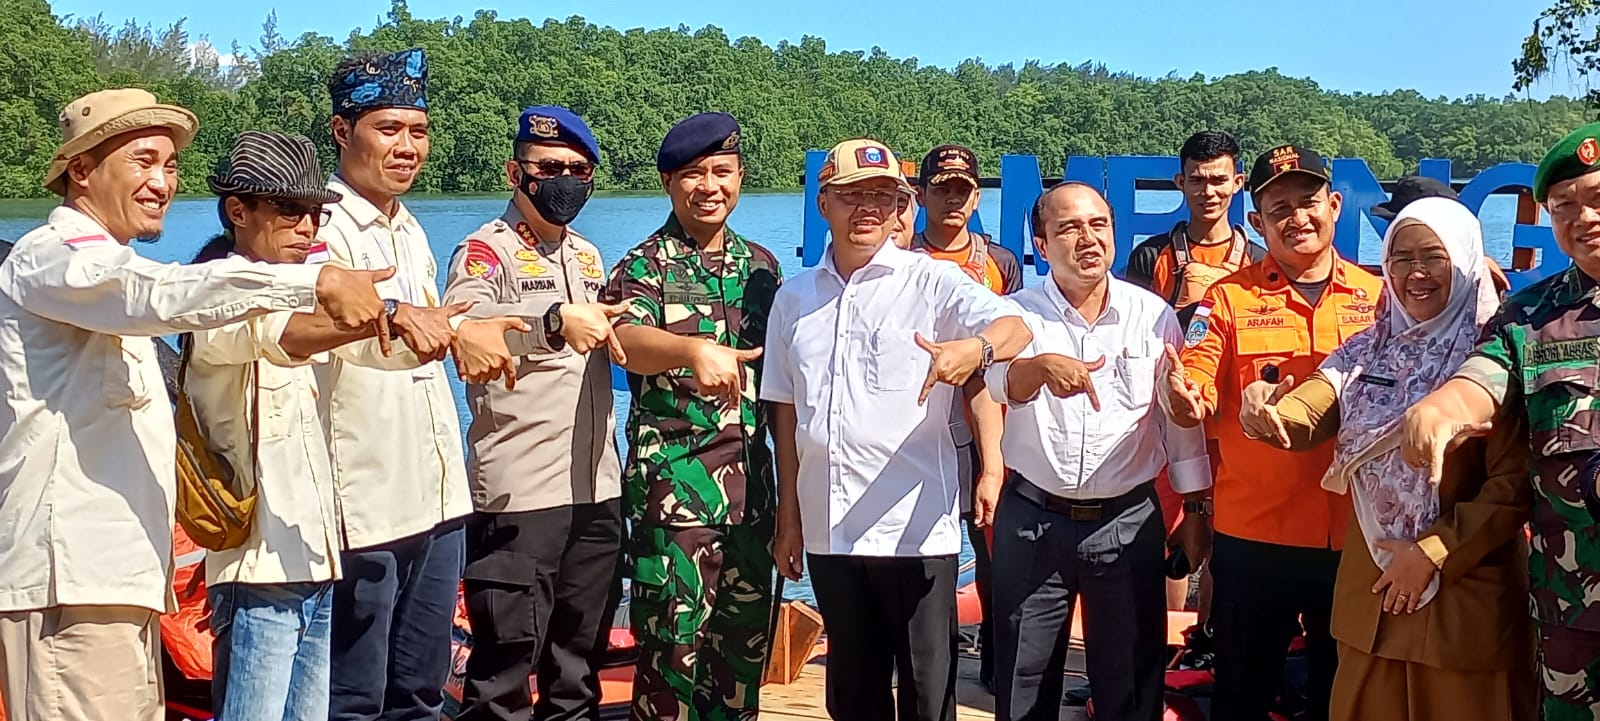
[43, 88, 199, 196]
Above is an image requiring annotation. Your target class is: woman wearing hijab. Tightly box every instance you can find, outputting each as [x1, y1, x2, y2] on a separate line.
[1235, 197, 1536, 721]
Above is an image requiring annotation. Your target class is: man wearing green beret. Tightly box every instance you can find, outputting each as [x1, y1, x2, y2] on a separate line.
[1403, 121, 1600, 720]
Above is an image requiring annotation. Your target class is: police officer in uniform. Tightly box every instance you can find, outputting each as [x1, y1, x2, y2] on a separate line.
[1404, 121, 1600, 719]
[443, 105, 633, 721]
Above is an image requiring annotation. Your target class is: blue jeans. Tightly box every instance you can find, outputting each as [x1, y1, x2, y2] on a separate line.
[330, 519, 467, 721]
[208, 581, 335, 721]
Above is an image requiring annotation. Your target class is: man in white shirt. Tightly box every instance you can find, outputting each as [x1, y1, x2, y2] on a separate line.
[982, 183, 1213, 721]
[0, 90, 389, 721]
[315, 48, 517, 721]
[762, 139, 1032, 721]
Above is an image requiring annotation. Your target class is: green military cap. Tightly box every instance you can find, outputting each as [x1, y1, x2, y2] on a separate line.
[1534, 121, 1600, 202]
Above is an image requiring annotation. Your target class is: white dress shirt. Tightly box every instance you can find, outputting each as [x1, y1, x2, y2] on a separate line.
[314, 176, 471, 550]
[985, 277, 1211, 499]
[761, 242, 1021, 557]
[187, 311, 343, 587]
[0, 206, 321, 613]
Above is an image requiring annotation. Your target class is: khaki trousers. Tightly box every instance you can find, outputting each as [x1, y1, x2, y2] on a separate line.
[0, 605, 163, 721]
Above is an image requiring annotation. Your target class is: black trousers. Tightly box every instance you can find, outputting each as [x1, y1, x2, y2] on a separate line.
[991, 479, 1166, 721]
[808, 553, 959, 721]
[1209, 533, 1340, 721]
[459, 500, 624, 721]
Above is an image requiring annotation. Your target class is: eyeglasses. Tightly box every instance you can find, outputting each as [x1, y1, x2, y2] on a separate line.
[265, 199, 332, 227]
[517, 159, 596, 182]
[828, 187, 911, 209]
[1385, 254, 1451, 275]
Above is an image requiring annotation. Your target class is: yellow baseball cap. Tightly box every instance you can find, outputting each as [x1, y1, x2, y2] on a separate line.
[818, 138, 911, 190]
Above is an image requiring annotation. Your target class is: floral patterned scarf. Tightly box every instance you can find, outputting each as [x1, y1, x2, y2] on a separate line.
[1317, 198, 1500, 606]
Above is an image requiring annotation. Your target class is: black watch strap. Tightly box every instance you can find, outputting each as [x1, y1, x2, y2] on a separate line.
[543, 302, 566, 350]
[1183, 498, 1214, 517]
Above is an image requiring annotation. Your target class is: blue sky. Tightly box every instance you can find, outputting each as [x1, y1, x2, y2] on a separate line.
[51, 0, 1575, 100]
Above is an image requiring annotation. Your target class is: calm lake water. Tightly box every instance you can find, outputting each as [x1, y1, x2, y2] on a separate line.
[0, 190, 1526, 602]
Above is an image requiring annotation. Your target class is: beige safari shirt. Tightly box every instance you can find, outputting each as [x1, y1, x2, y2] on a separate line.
[0, 206, 321, 613]
[188, 309, 343, 587]
[314, 176, 472, 550]
[442, 203, 621, 513]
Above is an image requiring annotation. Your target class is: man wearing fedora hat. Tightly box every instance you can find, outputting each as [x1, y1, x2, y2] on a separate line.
[0, 90, 393, 721]
[189, 129, 477, 721]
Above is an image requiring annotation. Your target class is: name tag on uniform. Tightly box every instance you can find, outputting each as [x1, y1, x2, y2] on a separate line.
[663, 280, 712, 305]
[1357, 373, 1396, 387]
[520, 278, 560, 294]
[1527, 338, 1600, 366]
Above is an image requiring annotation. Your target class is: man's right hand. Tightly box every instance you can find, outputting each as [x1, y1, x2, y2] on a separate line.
[560, 302, 630, 362]
[1164, 343, 1206, 427]
[690, 342, 763, 407]
[1401, 394, 1494, 486]
[1031, 353, 1105, 410]
[392, 301, 474, 363]
[315, 266, 394, 335]
[453, 316, 533, 390]
[774, 509, 805, 581]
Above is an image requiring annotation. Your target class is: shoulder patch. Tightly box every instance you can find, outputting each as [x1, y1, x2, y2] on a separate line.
[1184, 301, 1215, 348]
[462, 239, 500, 279]
[63, 234, 112, 249]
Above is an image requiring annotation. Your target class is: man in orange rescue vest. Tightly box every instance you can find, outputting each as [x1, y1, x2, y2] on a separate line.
[1165, 145, 1382, 721]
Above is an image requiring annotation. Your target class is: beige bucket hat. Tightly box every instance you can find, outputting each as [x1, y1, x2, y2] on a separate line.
[43, 88, 199, 196]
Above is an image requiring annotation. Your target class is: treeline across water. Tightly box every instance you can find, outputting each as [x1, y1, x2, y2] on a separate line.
[1, 0, 1593, 198]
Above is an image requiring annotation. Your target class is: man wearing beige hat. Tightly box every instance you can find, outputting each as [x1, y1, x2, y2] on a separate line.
[0, 88, 392, 721]
[761, 138, 1031, 721]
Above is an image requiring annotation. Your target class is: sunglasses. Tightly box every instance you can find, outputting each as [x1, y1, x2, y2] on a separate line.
[516, 159, 596, 182]
[265, 199, 332, 227]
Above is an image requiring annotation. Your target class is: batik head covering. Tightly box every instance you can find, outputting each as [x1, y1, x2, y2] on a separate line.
[330, 47, 428, 115]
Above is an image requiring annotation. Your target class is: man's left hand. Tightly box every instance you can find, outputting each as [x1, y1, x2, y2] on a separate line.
[915, 333, 985, 405]
[392, 301, 474, 362]
[1170, 511, 1212, 570]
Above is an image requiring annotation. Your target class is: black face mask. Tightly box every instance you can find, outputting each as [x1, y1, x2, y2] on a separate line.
[519, 171, 593, 227]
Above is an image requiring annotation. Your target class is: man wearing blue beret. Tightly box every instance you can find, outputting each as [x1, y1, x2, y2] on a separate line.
[603, 112, 784, 721]
[443, 105, 633, 721]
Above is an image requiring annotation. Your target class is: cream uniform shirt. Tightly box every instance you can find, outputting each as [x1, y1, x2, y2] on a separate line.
[442, 203, 621, 513]
[314, 176, 471, 549]
[187, 310, 343, 587]
[0, 206, 322, 613]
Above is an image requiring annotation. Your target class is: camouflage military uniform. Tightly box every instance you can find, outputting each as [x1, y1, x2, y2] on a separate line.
[1457, 265, 1600, 721]
[604, 215, 782, 721]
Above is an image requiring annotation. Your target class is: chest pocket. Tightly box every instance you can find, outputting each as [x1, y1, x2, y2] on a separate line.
[864, 329, 925, 393]
[101, 336, 153, 410]
[253, 364, 298, 440]
[1526, 364, 1600, 457]
[1116, 337, 1162, 410]
[1235, 325, 1302, 386]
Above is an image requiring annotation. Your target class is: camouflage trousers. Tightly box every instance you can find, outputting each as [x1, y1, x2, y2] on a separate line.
[1540, 622, 1600, 720]
[628, 522, 776, 721]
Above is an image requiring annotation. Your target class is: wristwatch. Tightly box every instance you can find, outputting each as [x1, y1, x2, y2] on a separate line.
[543, 302, 566, 350]
[977, 336, 995, 370]
[382, 299, 401, 340]
[1183, 498, 1214, 518]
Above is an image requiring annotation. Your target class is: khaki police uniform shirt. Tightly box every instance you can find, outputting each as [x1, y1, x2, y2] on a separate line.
[314, 176, 472, 549]
[442, 203, 621, 513]
[0, 206, 322, 613]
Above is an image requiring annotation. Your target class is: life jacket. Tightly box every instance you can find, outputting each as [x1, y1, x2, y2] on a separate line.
[910, 231, 1001, 292]
[1165, 221, 1262, 309]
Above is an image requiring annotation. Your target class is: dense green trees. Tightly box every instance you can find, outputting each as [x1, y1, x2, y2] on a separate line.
[1, 0, 1591, 198]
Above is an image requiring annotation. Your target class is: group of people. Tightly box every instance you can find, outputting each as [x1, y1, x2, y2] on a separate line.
[5, 41, 1600, 721]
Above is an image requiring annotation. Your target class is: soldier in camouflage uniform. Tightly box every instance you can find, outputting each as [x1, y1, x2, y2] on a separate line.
[1406, 121, 1600, 721]
[604, 112, 783, 721]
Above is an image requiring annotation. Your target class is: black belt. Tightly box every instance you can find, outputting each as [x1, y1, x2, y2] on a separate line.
[1010, 474, 1155, 522]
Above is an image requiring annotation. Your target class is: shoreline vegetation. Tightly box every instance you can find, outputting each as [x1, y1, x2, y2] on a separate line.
[2, 0, 1591, 200]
